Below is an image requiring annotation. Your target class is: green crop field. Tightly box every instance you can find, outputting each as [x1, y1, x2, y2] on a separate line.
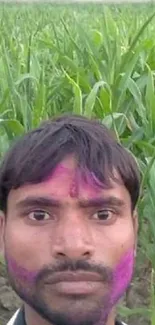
[1, 2, 155, 324]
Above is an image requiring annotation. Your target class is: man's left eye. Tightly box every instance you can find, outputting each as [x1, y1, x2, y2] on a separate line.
[92, 210, 113, 221]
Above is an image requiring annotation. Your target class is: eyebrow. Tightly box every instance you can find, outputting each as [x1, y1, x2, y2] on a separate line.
[16, 196, 61, 210]
[15, 195, 125, 210]
[78, 197, 125, 208]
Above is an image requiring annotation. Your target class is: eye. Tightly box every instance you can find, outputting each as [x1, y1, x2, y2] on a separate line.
[92, 210, 114, 222]
[28, 210, 50, 221]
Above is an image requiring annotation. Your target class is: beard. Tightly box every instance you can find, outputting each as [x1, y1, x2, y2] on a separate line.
[5, 251, 134, 325]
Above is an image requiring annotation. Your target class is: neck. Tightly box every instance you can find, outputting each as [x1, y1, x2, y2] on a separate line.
[24, 303, 116, 325]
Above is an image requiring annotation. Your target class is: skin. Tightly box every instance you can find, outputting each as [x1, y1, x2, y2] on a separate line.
[0, 155, 138, 325]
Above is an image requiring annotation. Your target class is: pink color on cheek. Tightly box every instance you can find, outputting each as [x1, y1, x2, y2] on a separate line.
[7, 256, 39, 284]
[110, 249, 134, 305]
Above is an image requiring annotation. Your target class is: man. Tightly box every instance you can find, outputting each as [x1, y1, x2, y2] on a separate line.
[0, 114, 140, 325]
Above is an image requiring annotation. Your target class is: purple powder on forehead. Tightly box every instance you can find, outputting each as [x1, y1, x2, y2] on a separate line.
[69, 179, 79, 197]
[44, 163, 70, 181]
[43, 162, 103, 198]
[69, 169, 103, 197]
[90, 172, 104, 188]
[74, 168, 103, 195]
[84, 171, 104, 191]
[7, 256, 39, 284]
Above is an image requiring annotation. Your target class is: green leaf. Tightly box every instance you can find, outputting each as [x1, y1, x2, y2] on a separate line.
[64, 70, 82, 115]
[0, 119, 25, 139]
[84, 81, 106, 118]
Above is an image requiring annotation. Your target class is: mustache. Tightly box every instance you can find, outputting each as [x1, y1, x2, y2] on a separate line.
[37, 259, 113, 285]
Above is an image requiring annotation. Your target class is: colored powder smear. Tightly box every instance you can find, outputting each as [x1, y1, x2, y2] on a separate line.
[6, 249, 134, 325]
[7, 249, 134, 299]
[43, 162, 104, 199]
[98, 249, 134, 325]
[7, 256, 39, 284]
[110, 249, 134, 305]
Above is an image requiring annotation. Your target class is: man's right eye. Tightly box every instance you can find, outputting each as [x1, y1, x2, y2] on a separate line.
[28, 210, 50, 221]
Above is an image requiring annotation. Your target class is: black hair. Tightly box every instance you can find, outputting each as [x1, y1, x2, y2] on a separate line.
[0, 114, 140, 212]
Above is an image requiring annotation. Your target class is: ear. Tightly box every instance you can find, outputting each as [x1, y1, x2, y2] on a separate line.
[132, 209, 138, 257]
[0, 211, 5, 255]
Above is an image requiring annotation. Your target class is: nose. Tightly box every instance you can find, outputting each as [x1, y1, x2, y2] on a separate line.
[52, 214, 95, 260]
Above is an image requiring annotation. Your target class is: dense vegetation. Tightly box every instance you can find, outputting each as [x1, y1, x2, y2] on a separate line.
[0, 2, 155, 324]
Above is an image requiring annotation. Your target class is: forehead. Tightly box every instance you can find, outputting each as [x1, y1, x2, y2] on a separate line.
[7, 156, 131, 206]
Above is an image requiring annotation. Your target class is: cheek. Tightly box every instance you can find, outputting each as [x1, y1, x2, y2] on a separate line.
[4, 225, 48, 271]
[94, 220, 135, 267]
[4, 226, 45, 285]
[6, 254, 39, 284]
[110, 249, 134, 304]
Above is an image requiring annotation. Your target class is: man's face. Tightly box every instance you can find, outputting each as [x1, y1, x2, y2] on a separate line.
[0, 156, 138, 325]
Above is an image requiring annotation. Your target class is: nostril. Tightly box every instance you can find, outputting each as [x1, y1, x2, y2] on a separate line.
[83, 251, 91, 256]
[57, 252, 66, 257]
[55, 250, 92, 260]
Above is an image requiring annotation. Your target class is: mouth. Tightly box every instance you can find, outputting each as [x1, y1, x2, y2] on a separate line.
[44, 272, 104, 296]
[45, 271, 103, 284]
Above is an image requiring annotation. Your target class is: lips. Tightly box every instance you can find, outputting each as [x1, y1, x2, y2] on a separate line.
[44, 272, 103, 285]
